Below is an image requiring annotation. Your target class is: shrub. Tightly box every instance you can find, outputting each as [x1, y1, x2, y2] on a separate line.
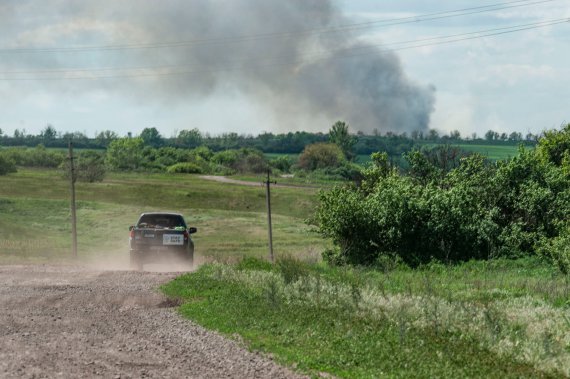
[270, 155, 293, 173]
[0, 154, 17, 175]
[538, 224, 570, 274]
[212, 148, 269, 174]
[166, 162, 203, 174]
[105, 137, 145, 170]
[314, 143, 570, 270]
[0, 145, 65, 168]
[298, 142, 345, 171]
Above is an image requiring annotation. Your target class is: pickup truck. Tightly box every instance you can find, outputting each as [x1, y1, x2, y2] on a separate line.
[129, 212, 197, 270]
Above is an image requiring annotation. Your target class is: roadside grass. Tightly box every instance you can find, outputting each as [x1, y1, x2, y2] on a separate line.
[163, 257, 569, 378]
[0, 168, 326, 263]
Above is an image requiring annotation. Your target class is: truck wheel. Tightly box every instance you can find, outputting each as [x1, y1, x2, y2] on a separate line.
[130, 251, 143, 271]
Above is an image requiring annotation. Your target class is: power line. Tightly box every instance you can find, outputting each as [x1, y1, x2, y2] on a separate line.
[0, 17, 566, 81]
[0, 0, 558, 54]
[4, 18, 566, 76]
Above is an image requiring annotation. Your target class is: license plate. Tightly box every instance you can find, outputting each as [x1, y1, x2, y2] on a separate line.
[163, 234, 184, 245]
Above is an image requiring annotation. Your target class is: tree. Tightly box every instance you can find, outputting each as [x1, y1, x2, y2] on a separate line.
[95, 130, 118, 147]
[328, 121, 357, 160]
[105, 137, 145, 170]
[140, 127, 163, 148]
[298, 143, 345, 171]
[428, 129, 439, 140]
[176, 128, 202, 148]
[536, 123, 570, 166]
[485, 130, 496, 141]
[509, 132, 522, 141]
[449, 130, 461, 140]
[40, 124, 57, 141]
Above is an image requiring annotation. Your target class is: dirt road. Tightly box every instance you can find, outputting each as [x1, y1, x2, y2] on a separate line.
[199, 175, 317, 189]
[0, 265, 304, 378]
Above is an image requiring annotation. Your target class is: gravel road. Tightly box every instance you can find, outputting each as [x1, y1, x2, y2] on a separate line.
[0, 265, 305, 379]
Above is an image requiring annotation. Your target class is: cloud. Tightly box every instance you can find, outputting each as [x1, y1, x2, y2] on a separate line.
[0, 0, 435, 133]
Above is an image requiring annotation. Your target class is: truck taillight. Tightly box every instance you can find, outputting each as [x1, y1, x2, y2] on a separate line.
[183, 230, 189, 240]
[130, 230, 135, 239]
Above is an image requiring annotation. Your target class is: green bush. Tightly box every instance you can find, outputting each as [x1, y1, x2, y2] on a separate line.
[212, 148, 269, 174]
[166, 162, 203, 174]
[270, 155, 293, 173]
[297, 142, 345, 171]
[1, 145, 65, 168]
[0, 154, 17, 175]
[105, 137, 145, 170]
[538, 224, 570, 274]
[314, 136, 570, 270]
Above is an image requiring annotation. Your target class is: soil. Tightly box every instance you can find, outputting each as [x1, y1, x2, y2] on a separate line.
[198, 175, 317, 189]
[0, 264, 305, 378]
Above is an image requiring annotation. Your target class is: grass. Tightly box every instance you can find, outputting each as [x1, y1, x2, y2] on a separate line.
[162, 257, 569, 378]
[455, 144, 523, 160]
[3, 166, 568, 377]
[0, 168, 326, 262]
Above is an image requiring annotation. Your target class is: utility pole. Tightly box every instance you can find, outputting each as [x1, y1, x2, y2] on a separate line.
[264, 171, 276, 263]
[68, 140, 78, 258]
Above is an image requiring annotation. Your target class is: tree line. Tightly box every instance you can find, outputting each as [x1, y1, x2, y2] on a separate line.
[0, 123, 538, 155]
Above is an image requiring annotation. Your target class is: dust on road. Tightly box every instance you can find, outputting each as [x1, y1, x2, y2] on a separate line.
[0, 265, 304, 378]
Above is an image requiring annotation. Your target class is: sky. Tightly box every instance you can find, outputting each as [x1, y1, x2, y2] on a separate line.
[0, 0, 568, 138]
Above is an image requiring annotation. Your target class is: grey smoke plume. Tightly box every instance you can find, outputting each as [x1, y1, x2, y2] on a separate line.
[0, 0, 435, 133]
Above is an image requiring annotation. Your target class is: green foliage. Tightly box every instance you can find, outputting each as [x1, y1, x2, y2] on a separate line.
[0, 145, 65, 168]
[536, 123, 570, 165]
[315, 134, 570, 270]
[105, 137, 145, 170]
[139, 127, 164, 148]
[269, 155, 293, 173]
[0, 154, 17, 175]
[94, 130, 118, 147]
[298, 142, 345, 171]
[176, 128, 203, 148]
[166, 162, 203, 174]
[538, 223, 570, 274]
[211, 148, 269, 174]
[40, 124, 57, 141]
[328, 121, 357, 160]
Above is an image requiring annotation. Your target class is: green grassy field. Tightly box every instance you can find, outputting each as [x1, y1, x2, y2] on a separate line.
[266, 143, 524, 165]
[163, 257, 569, 378]
[0, 168, 326, 263]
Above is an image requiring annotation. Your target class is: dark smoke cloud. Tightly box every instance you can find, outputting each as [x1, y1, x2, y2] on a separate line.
[0, 0, 435, 133]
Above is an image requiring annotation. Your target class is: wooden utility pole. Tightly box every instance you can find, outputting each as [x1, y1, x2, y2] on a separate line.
[68, 140, 78, 258]
[264, 171, 276, 263]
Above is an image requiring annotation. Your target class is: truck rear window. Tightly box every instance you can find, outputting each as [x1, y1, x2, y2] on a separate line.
[137, 214, 186, 229]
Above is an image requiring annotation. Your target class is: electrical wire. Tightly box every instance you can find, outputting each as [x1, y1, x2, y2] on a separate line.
[0, 0, 558, 54]
[0, 17, 567, 81]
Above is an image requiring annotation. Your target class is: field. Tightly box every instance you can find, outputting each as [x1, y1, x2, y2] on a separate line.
[1, 167, 568, 378]
[265, 143, 524, 165]
[0, 168, 325, 263]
